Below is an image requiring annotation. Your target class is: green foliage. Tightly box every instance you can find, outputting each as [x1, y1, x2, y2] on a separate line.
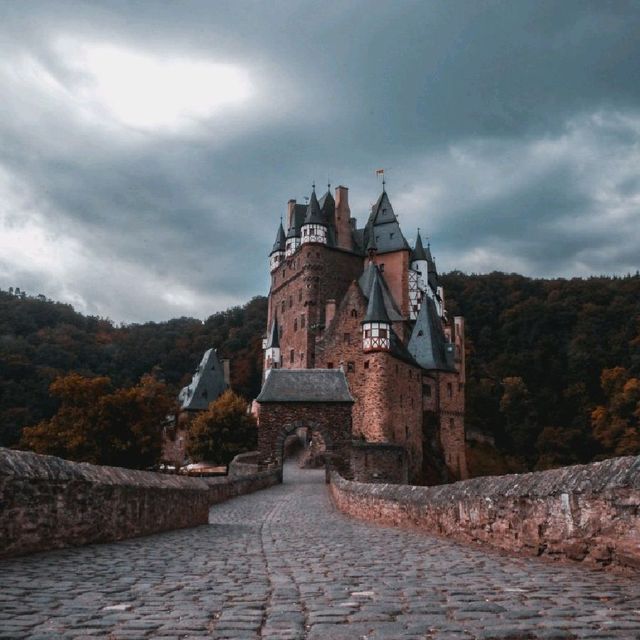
[0, 289, 267, 447]
[19, 373, 175, 468]
[443, 271, 640, 472]
[186, 390, 257, 464]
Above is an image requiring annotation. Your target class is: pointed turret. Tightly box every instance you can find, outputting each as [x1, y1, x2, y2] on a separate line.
[362, 267, 391, 352]
[363, 190, 410, 254]
[264, 316, 281, 374]
[411, 230, 429, 262]
[407, 296, 455, 371]
[269, 221, 286, 271]
[301, 186, 328, 245]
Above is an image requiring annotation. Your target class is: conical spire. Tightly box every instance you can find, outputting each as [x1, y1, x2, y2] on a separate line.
[304, 186, 326, 225]
[411, 230, 429, 262]
[271, 221, 286, 254]
[407, 296, 452, 371]
[363, 267, 391, 324]
[265, 316, 280, 349]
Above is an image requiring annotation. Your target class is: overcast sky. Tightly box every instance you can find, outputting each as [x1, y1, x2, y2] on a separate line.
[1, 1, 639, 323]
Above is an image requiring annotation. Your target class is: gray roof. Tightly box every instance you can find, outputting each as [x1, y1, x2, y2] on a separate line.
[411, 230, 429, 262]
[256, 369, 354, 403]
[319, 189, 335, 219]
[358, 262, 403, 321]
[265, 316, 279, 349]
[286, 204, 307, 238]
[407, 297, 456, 371]
[178, 348, 228, 410]
[362, 191, 410, 255]
[363, 267, 391, 324]
[304, 189, 326, 226]
[271, 222, 286, 254]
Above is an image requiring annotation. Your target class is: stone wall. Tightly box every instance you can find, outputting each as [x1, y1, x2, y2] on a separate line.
[0, 448, 279, 558]
[330, 455, 640, 571]
[350, 441, 408, 484]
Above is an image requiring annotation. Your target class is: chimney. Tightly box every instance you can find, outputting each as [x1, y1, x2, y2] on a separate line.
[334, 186, 353, 251]
[287, 199, 296, 229]
[222, 359, 231, 387]
[325, 299, 337, 327]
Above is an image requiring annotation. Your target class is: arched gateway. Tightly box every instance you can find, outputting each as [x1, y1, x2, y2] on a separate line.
[254, 369, 354, 476]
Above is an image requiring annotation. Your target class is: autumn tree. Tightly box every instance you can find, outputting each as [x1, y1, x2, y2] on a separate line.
[591, 367, 640, 457]
[186, 390, 257, 464]
[20, 373, 175, 468]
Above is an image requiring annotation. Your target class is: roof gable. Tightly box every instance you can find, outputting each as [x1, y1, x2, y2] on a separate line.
[256, 369, 354, 403]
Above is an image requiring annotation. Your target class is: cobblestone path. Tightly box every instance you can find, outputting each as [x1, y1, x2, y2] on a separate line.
[1, 463, 640, 640]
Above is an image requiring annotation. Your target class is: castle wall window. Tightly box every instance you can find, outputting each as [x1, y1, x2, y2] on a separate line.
[350, 309, 357, 318]
[290, 349, 294, 363]
[343, 333, 350, 344]
[298, 291, 302, 302]
[301, 314, 306, 328]
[379, 264, 385, 272]
[447, 383, 453, 398]
[423, 383, 431, 397]
[294, 319, 298, 331]
[281, 300, 285, 313]
[289, 296, 292, 308]
[327, 362, 334, 369]
[364, 361, 369, 369]
[347, 361, 355, 373]
[279, 326, 283, 339]
[300, 352, 304, 362]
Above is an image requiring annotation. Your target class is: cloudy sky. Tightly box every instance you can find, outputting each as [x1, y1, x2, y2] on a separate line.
[1, 1, 639, 323]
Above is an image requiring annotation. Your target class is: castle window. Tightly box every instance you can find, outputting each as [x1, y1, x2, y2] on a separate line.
[409, 370, 412, 379]
[294, 319, 298, 331]
[281, 300, 285, 313]
[300, 352, 304, 362]
[289, 296, 292, 308]
[390, 233, 394, 239]
[395, 364, 399, 373]
[450, 418, 455, 428]
[447, 383, 453, 398]
[299, 291, 302, 301]
[459, 382, 464, 392]
[327, 362, 334, 369]
[290, 349, 295, 363]
[301, 314, 306, 328]
[423, 383, 431, 397]
[379, 328, 388, 339]
[279, 326, 283, 339]
[350, 309, 357, 318]
[418, 330, 424, 337]
[343, 333, 350, 344]
[347, 361, 355, 373]
[379, 264, 385, 273]
[283, 269, 286, 279]
[364, 360, 369, 369]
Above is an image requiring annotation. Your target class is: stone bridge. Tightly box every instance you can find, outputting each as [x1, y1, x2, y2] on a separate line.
[1, 461, 640, 640]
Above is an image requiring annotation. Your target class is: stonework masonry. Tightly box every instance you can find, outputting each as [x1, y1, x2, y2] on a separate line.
[330, 455, 640, 572]
[256, 402, 353, 475]
[0, 448, 279, 558]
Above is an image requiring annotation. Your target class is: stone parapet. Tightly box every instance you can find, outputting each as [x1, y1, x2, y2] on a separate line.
[330, 455, 640, 571]
[0, 448, 279, 558]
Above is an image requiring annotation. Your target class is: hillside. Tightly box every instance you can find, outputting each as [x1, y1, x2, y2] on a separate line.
[1, 272, 638, 473]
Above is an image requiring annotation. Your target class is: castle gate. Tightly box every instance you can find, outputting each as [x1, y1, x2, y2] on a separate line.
[255, 369, 354, 476]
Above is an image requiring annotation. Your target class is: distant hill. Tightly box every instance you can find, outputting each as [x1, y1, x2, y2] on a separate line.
[0, 289, 267, 447]
[2, 272, 639, 474]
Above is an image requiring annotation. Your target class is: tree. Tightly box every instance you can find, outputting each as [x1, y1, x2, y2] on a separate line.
[499, 376, 538, 463]
[186, 390, 257, 464]
[19, 373, 175, 468]
[591, 367, 640, 457]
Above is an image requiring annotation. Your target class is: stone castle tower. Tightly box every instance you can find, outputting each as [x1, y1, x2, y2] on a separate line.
[260, 183, 467, 483]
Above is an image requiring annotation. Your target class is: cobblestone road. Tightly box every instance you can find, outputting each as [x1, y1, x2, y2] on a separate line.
[1, 463, 640, 640]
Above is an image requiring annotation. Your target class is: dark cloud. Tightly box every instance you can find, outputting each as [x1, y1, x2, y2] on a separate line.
[0, 1, 639, 322]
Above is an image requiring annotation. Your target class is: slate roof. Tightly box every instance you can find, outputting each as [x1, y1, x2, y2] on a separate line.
[411, 230, 429, 262]
[303, 189, 326, 225]
[265, 316, 279, 349]
[256, 369, 354, 403]
[363, 267, 391, 324]
[407, 297, 456, 371]
[362, 191, 411, 255]
[271, 222, 286, 255]
[358, 262, 403, 321]
[178, 348, 228, 411]
[286, 204, 307, 238]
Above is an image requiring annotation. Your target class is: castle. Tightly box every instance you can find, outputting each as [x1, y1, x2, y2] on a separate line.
[256, 182, 468, 484]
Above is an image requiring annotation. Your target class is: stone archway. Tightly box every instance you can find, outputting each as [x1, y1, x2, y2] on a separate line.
[275, 419, 334, 469]
[254, 369, 355, 479]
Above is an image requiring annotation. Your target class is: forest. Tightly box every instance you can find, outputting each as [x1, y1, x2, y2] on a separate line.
[1, 271, 639, 474]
